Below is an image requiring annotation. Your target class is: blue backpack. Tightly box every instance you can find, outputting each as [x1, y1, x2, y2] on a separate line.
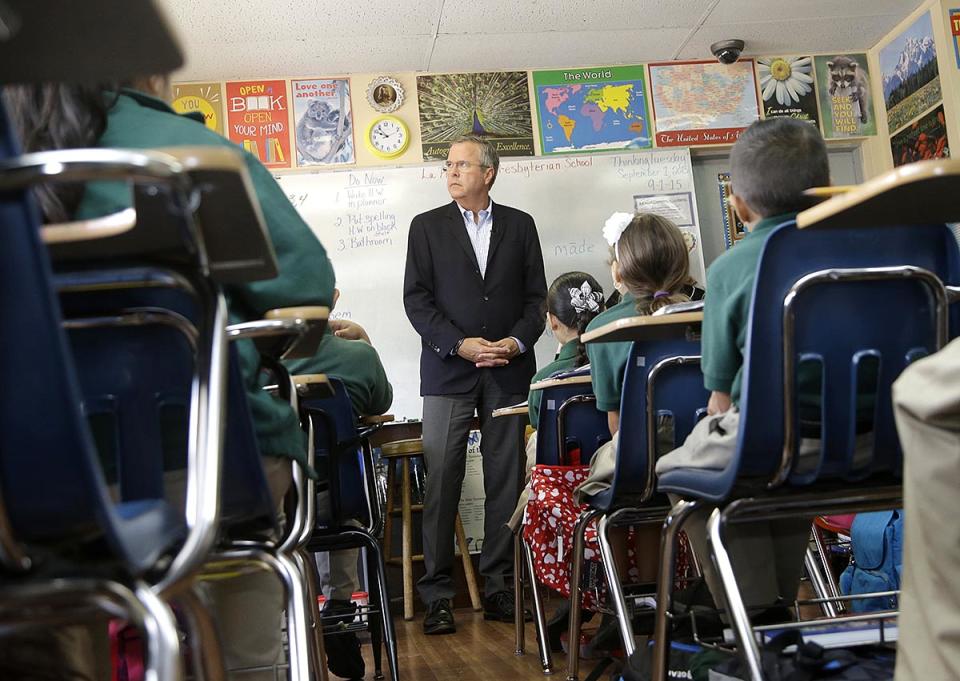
[839, 510, 903, 613]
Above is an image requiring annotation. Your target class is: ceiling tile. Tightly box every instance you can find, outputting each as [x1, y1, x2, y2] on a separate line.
[705, 0, 925, 24]
[678, 14, 909, 60]
[157, 0, 924, 82]
[173, 36, 432, 81]
[159, 0, 440, 42]
[429, 28, 692, 72]
[437, 0, 713, 33]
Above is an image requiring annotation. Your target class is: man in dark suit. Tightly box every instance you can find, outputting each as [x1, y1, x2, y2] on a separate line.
[403, 134, 547, 635]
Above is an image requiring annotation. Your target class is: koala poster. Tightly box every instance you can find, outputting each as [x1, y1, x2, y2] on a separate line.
[292, 78, 356, 167]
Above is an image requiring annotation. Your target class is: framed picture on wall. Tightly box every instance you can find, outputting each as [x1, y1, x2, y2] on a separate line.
[718, 172, 746, 249]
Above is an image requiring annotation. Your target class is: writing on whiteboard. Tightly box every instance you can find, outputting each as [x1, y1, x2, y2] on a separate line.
[553, 239, 596, 257]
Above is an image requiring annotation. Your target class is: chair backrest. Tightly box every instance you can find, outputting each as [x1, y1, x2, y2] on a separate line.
[534, 369, 609, 466]
[734, 219, 958, 492]
[0, 108, 163, 571]
[58, 271, 278, 530]
[594, 337, 707, 511]
[301, 378, 371, 527]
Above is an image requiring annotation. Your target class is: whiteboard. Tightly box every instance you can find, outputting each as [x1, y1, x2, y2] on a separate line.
[277, 148, 704, 419]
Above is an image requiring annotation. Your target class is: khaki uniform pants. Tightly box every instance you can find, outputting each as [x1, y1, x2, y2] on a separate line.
[893, 337, 960, 681]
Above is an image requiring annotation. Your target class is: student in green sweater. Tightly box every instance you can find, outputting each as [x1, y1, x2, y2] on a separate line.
[509, 272, 604, 532]
[283, 287, 392, 680]
[656, 118, 831, 618]
[5, 76, 335, 680]
[575, 213, 703, 579]
[527, 272, 605, 430]
[525, 215, 700, 650]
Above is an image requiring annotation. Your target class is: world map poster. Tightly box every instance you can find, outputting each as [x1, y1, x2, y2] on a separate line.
[532, 65, 652, 153]
[649, 60, 760, 147]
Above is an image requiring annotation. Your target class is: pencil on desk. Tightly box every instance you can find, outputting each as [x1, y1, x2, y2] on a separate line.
[804, 185, 857, 197]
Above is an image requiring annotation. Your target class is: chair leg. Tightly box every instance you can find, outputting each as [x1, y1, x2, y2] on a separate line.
[706, 508, 763, 681]
[595, 512, 637, 657]
[566, 508, 601, 681]
[804, 546, 838, 618]
[401, 457, 414, 621]
[652, 499, 701, 681]
[134, 581, 186, 681]
[811, 523, 845, 613]
[293, 548, 328, 681]
[367, 555, 385, 681]
[174, 585, 227, 681]
[343, 529, 400, 681]
[514, 531, 526, 656]
[455, 513, 482, 611]
[521, 536, 554, 675]
[383, 460, 395, 563]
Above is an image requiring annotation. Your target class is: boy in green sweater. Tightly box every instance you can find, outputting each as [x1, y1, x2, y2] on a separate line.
[285, 287, 393, 680]
[656, 118, 830, 615]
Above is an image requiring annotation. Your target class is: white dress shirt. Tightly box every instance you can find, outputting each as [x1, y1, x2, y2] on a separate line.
[457, 199, 493, 278]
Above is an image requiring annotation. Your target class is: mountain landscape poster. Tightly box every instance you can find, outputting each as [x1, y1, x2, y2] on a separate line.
[880, 11, 941, 134]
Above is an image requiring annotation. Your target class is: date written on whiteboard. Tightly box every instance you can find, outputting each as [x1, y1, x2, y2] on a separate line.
[646, 178, 684, 192]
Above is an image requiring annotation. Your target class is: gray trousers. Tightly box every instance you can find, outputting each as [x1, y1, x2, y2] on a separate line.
[893, 337, 960, 681]
[419, 370, 526, 603]
[676, 499, 811, 613]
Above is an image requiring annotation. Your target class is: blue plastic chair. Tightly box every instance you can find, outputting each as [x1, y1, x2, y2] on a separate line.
[0, 113, 186, 681]
[300, 377, 399, 681]
[515, 366, 610, 674]
[533, 365, 610, 467]
[652, 217, 959, 681]
[564, 331, 708, 677]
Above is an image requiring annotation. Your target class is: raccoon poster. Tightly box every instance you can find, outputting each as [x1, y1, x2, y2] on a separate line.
[814, 54, 877, 138]
[292, 79, 355, 167]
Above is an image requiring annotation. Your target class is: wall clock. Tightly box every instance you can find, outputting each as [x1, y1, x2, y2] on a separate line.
[365, 115, 410, 159]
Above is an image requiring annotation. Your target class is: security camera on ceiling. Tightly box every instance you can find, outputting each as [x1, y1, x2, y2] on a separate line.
[711, 39, 745, 64]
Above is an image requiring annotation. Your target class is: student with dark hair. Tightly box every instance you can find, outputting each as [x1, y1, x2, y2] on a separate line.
[283, 287, 392, 680]
[656, 117, 831, 616]
[526, 271, 605, 429]
[5, 76, 335, 680]
[508, 272, 604, 535]
[521, 213, 700, 651]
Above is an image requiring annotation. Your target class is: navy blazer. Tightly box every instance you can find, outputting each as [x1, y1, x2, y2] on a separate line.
[403, 200, 547, 396]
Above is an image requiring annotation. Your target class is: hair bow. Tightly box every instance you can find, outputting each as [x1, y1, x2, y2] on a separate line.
[602, 212, 633, 248]
[569, 281, 602, 314]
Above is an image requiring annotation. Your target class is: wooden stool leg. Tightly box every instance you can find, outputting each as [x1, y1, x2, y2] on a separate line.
[383, 460, 395, 562]
[455, 513, 482, 611]
[401, 457, 415, 621]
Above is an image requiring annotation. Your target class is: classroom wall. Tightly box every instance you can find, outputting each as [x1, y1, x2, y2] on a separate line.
[176, 49, 901, 176]
[350, 72, 423, 166]
[860, 0, 958, 176]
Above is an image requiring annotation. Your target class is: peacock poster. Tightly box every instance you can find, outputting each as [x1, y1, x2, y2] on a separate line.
[417, 71, 534, 160]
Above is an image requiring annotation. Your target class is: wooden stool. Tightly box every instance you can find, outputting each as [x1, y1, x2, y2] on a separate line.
[380, 438, 481, 620]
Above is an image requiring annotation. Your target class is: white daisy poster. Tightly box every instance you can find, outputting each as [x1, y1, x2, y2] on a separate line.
[756, 56, 820, 127]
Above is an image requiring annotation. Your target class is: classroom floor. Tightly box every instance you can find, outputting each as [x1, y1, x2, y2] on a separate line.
[354, 608, 567, 681]
[349, 581, 826, 681]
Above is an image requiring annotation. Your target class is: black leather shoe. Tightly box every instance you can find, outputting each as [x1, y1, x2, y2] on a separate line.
[423, 598, 456, 635]
[483, 591, 532, 622]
